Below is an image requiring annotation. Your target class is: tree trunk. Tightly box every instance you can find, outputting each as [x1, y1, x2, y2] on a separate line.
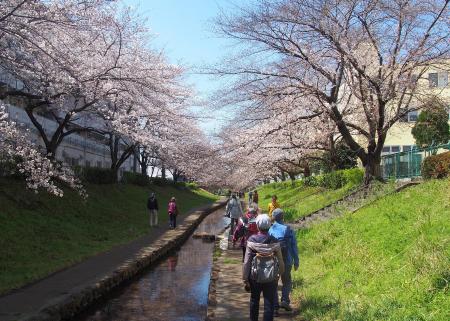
[363, 154, 382, 185]
[288, 172, 296, 184]
[303, 164, 311, 177]
[161, 164, 166, 180]
[140, 162, 148, 175]
[279, 171, 286, 181]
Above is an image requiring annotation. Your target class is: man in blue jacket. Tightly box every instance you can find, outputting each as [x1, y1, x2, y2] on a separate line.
[269, 208, 299, 313]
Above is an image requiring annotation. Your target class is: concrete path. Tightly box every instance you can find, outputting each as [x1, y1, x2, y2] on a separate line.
[211, 239, 298, 321]
[0, 201, 222, 321]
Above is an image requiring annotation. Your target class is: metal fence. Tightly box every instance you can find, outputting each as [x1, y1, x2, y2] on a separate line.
[380, 142, 450, 179]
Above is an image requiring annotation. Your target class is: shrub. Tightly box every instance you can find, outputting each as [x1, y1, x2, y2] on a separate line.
[303, 175, 319, 187]
[320, 171, 347, 189]
[150, 177, 167, 186]
[78, 167, 116, 184]
[122, 172, 150, 186]
[341, 168, 364, 186]
[421, 151, 450, 179]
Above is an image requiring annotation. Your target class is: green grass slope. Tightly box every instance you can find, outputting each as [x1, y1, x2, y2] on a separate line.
[293, 179, 450, 321]
[257, 170, 362, 221]
[0, 178, 218, 294]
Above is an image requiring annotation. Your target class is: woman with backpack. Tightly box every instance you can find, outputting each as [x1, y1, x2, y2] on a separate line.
[167, 197, 179, 229]
[232, 207, 258, 261]
[226, 194, 243, 234]
[243, 214, 285, 321]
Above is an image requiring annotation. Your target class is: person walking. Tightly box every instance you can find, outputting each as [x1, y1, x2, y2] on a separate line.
[248, 190, 254, 204]
[168, 197, 179, 229]
[253, 190, 259, 204]
[147, 192, 159, 227]
[243, 214, 285, 321]
[226, 194, 243, 234]
[268, 195, 280, 219]
[232, 207, 258, 261]
[269, 208, 299, 314]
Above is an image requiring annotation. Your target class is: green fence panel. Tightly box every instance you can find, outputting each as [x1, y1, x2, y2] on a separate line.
[381, 142, 449, 179]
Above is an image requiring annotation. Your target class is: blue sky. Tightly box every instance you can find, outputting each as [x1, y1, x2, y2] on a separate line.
[123, 0, 237, 136]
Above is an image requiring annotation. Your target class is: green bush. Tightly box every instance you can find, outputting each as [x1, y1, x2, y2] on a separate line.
[150, 177, 167, 186]
[122, 172, 150, 186]
[421, 151, 450, 179]
[303, 175, 319, 187]
[77, 167, 117, 184]
[341, 168, 364, 185]
[303, 168, 363, 189]
[320, 171, 347, 189]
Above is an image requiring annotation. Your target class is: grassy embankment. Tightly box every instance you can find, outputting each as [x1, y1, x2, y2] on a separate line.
[0, 178, 218, 295]
[293, 179, 450, 320]
[257, 168, 363, 221]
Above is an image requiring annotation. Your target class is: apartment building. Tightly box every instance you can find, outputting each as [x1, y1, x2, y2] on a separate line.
[382, 65, 450, 155]
[0, 68, 137, 176]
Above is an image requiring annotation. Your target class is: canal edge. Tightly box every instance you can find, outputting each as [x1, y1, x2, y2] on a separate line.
[19, 200, 227, 321]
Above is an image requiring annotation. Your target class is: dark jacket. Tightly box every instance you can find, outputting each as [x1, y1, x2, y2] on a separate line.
[147, 197, 159, 210]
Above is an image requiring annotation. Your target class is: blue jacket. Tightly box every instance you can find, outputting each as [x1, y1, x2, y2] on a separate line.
[269, 222, 299, 267]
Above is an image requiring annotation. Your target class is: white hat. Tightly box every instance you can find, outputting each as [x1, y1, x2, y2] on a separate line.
[256, 214, 271, 231]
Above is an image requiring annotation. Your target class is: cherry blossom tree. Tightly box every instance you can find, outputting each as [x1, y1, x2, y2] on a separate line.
[214, 0, 450, 184]
[0, 104, 85, 197]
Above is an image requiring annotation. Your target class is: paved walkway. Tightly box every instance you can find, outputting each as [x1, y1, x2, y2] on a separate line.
[212, 236, 298, 321]
[0, 202, 221, 321]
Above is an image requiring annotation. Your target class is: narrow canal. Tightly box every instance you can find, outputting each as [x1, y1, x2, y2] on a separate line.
[75, 207, 229, 321]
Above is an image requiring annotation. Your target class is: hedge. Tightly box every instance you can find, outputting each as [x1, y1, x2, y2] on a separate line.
[422, 151, 450, 179]
[75, 167, 117, 184]
[303, 168, 364, 189]
[122, 172, 150, 186]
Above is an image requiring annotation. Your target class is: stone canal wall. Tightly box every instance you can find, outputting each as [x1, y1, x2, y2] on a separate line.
[21, 200, 226, 321]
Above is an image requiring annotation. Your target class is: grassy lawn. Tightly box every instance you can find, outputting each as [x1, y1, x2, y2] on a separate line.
[257, 173, 361, 221]
[292, 179, 450, 321]
[0, 178, 218, 295]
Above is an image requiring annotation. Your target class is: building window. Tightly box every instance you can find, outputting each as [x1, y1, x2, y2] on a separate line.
[408, 111, 418, 122]
[382, 146, 390, 153]
[429, 72, 449, 88]
[403, 145, 412, 152]
[391, 146, 400, 153]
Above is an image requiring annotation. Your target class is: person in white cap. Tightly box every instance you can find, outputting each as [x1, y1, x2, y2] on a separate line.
[242, 214, 285, 321]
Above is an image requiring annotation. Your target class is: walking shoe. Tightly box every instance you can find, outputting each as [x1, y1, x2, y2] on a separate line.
[280, 301, 292, 311]
[274, 309, 280, 317]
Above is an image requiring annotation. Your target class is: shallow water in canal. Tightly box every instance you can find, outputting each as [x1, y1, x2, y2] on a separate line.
[76, 208, 228, 321]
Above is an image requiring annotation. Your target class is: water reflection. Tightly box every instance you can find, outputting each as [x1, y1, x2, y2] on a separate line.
[77, 209, 228, 321]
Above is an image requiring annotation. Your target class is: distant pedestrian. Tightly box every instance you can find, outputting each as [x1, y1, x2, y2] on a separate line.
[269, 208, 299, 314]
[232, 207, 258, 261]
[243, 214, 285, 321]
[147, 192, 159, 227]
[226, 194, 243, 234]
[253, 190, 259, 204]
[268, 195, 280, 220]
[248, 190, 254, 204]
[168, 197, 179, 229]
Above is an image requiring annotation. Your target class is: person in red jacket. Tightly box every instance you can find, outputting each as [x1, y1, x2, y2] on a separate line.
[168, 197, 179, 229]
[232, 207, 259, 261]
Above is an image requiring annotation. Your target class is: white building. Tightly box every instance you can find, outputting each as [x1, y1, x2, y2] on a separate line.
[0, 68, 137, 176]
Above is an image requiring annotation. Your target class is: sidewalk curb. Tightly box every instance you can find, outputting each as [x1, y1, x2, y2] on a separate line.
[20, 200, 226, 321]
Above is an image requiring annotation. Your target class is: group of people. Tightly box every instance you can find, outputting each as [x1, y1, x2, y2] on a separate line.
[146, 193, 179, 229]
[226, 193, 299, 321]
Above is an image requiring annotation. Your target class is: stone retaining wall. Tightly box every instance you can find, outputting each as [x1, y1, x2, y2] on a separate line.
[21, 200, 226, 321]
